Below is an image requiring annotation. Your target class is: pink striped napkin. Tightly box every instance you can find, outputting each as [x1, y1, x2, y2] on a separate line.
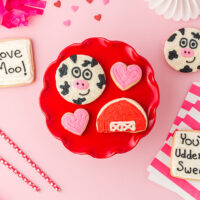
[148, 82, 200, 200]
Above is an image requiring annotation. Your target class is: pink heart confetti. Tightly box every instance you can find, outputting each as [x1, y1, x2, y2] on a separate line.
[71, 5, 79, 12]
[103, 0, 109, 5]
[63, 19, 71, 27]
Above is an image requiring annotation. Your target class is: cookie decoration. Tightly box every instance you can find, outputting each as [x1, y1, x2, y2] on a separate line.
[171, 130, 200, 181]
[0, 39, 34, 87]
[61, 109, 89, 136]
[111, 62, 142, 90]
[40, 37, 159, 158]
[55, 54, 106, 105]
[96, 98, 147, 133]
[164, 28, 200, 73]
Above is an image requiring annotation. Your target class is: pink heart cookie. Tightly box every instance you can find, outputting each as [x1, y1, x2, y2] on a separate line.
[111, 62, 142, 90]
[61, 109, 89, 136]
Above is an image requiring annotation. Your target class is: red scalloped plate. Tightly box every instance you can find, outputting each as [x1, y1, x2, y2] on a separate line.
[40, 37, 160, 158]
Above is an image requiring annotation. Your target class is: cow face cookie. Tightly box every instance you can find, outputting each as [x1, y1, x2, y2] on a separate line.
[55, 54, 106, 105]
[164, 28, 200, 73]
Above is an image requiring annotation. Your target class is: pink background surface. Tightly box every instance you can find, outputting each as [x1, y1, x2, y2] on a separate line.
[0, 0, 200, 199]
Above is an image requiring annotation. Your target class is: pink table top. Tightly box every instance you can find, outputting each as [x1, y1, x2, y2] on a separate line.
[0, 0, 200, 199]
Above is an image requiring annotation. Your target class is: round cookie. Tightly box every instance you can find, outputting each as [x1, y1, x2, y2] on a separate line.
[164, 28, 200, 73]
[55, 54, 106, 105]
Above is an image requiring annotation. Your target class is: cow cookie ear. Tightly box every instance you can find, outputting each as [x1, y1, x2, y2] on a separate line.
[70, 55, 77, 63]
[55, 54, 106, 105]
[164, 27, 200, 73]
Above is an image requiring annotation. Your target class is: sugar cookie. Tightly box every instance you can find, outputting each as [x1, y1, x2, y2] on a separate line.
[171, 130, 200, 181]
[96, 98, 147, 133]
[61, 108, 89, 136]
[164, 28, 200, 73]
[0, 38, 34, 87]
[55, 54, 106, 105]
[110, 62, 142, 90]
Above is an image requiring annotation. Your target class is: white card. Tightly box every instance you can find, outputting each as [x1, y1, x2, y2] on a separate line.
[171, 130, 200, 181]
[0, 39, 34, 87]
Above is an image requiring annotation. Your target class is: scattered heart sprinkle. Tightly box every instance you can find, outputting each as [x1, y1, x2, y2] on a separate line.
[86, 0, 93, 4]
[71, 5, 79, 12]
[54, 0, 61, 8]
[94, 14, 102, 21]
[103, 0, 109, 5]
[63, 20, 71, 27]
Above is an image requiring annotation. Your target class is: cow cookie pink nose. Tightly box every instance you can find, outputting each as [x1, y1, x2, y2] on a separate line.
[73, 80, 89, 90]
[181, 48, 194, 58]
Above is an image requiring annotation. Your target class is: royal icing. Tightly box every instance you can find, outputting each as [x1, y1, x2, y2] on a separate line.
[61, 108, 89, 136]
[164, 28, 200, 73]
[0, 39, 34, 87]
[96, 98, 147, 133]
[55, 54, 106, 105]
[110, 62, 142, 90]
[110, 121, 136, 132]
[171, 130, 200, 181]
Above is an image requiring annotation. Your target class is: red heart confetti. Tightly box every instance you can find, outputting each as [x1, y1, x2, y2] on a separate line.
[54, 0, 61, 8]
[94, 14, 102, 21]
[86, 0, 93, 3]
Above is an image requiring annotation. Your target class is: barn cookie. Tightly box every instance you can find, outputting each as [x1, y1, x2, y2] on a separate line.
[171, 130, 200, 181]
[0, 38, 34, 87]
[110, 62, 142, 91]
[164, 28, 200, 73]
[55, 54, 106, 105]
[96, 98, 147, 133]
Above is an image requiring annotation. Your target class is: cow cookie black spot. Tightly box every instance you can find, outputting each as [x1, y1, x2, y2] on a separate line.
[164, 28, 200, 73]
[55, 54, 106, 105]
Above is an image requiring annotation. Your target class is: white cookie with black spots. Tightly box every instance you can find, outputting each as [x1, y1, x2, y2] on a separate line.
[164, 28, 200, 73]
[55, 54, 106, 105]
